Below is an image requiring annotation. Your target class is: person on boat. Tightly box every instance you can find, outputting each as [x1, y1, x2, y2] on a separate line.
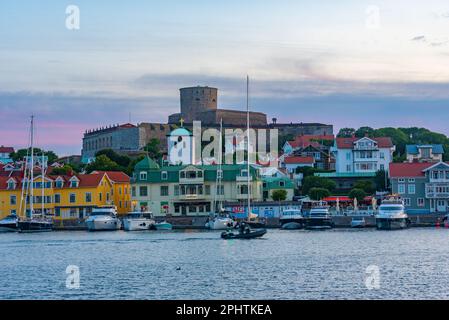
[238, 222, 251, 234]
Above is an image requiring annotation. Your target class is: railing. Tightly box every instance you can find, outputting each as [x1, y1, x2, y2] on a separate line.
[179, 177, 204, 184]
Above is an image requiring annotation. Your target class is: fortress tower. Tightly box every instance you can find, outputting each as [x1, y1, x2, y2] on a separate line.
[180, 86, 218, 123]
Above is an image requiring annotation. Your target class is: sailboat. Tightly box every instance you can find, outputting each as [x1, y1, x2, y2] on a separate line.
[221, 76, 267, 239]
[205, 119, 236, 230]
[17, 116, 53, 233]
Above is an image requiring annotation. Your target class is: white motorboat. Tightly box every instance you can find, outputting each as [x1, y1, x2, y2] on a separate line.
[351, 217, 367, 228]
[375, 196, 409, 230]
[205, 216, 236, 230]
[304, 201, 334, 230]
[0, 215, 18, 232]
[86, 206, 121, 231]
[280, 209, 304, 229]
[123, 212, 155, 231]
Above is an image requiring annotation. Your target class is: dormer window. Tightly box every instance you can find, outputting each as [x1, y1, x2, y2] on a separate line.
[161, 171, 168, 180]
[69, 177, 79, 188]
[241, 169, 248, 177]
[7, 180, 15, 190]
[140, 171, 147, 181]
[217, 170, 223, 179]
[55, 178, 64, 188]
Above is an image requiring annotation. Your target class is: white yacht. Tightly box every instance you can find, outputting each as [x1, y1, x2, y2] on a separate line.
[304, 201, 334, 230]
[123, 212, 155, 231]
[205, 216, 236, 230]
[0, 215, 18, 232]
[86, 206, 121, 231]
[375, 196, 409, 230]
[280, 209, 304, 229]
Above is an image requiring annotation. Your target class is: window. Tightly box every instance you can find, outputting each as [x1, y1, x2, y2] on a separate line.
[140, 172, 147, 181]
[99, 193, 103, 201]
[180, 171, 186, 179]
[106, 193, 110, 201]
[131, 186, 136, 197]
[70, 180, 78, 188]
[70, 193, 76, 203]
[174, 185, 180, 196]
[241, 170, 248, 177]
[380, 152, 385, 159]
[55, 180, 63, 188]
[279, 181, 285, 187]
[7, 181, 15, 190]
[10, 195, 16, 205]
[408, 178, 415, 183]
[161, 171, 168, 180]
[54, 194, 61, 204]
[139, 186, 148, 197]
[346, 152, 351, 160]
[217, 170, 223, 179]
[160, 186, 169, 196]
[417, 198, 425, 207]
[119, 187, 122, 195]
[408, 184, 416, 194]
[403, 198, 411, 206]
[205, 185, 211, 195]
[346, 164, 351, 172]
[398, 178, 405, 183]
[85, 192, 92, 203]
[398, 184, 405, 194]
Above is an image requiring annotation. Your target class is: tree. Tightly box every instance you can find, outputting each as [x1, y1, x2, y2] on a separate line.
[51, 165, 74, 175]
[309, 187, 330, 201]
[10, 148, 58, 163]
[302, 176, 336, 195]
[272, 189, 288, 201]
[95, 149, 130, 167]
[355, 126, 375, 138]
[144, 139, 162, 160]
[349, 188, 366, 202]
[374, 169, 388, 191]
[337, 128, 355, 138]
[354, 180, 375, 194]
[85, 155, 121, 173]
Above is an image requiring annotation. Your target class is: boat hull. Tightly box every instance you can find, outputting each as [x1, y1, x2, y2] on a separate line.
[376, 218, 409, 230]
[281, 221, 303, 230]
[123, 218, 154, 231]
[221, 228, 267, 240]
[86, 218, 121, 231]
[17, 221, 53, 233]
[304, 218, 334, 230]
[0, 224, 18, 232]
[151, 222, 173, 230]
[206, 218, 235, 230]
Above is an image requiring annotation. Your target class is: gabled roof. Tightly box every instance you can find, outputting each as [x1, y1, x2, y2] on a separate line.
[92, 171, 130, 183]
[135, 156, 160, 171]
[422, 161, 449, 172]
[389, 162, 444, 178]
[406, 144, 444, 155]
[284, 156, 315, 164]
[286, 135, 334, 149]
[336, 137, 393, 149]
[0, 146, 14, 154]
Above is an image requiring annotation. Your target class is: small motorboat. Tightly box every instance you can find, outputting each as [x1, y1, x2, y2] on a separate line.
[151, 221, 173, 230]
[351, 217, 367, 228]
[280, 209, 304, 230]
[123, 212, 155, 231]
[205, 216, 236, 230]
[221, 228, 266, 240]
[86, 206, 121, 231]
[0, 215, 19, 232]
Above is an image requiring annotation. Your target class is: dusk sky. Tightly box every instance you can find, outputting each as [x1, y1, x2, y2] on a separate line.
[1, 0, 449, 155]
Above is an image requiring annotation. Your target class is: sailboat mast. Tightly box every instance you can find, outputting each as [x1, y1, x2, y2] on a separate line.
[29, 115, 34, 218]
[218, 118, 223, 211]
[246, 76, 251, 222]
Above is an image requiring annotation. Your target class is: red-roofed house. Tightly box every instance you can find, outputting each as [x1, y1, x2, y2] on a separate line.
[333, 136, 395, 174]
[0, 146, 14, 164]
[282, 135, 335, 170]
[389, 161, 449, 213]
[281, 156, 315, 173]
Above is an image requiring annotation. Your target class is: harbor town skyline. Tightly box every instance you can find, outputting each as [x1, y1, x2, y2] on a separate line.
[1, 0, 449, 155]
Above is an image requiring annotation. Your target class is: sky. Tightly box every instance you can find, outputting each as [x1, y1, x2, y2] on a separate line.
[1, 0, 449, 155]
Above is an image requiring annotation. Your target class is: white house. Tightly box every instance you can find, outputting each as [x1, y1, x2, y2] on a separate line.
[332, 137, 395, 174]
[167, 127, 196, 165]
[281, 156, 315, 174]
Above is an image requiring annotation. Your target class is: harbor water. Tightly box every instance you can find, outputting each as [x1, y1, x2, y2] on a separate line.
[1, 228, 449, 300]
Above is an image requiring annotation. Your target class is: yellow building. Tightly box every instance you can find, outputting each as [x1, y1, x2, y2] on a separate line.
[0, 171, 131, 220]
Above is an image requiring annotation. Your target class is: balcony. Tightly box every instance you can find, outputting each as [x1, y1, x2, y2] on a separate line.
[425, 183, 449, 199]
[236, 175, 252, 182]
[179, 177, 204, 184]
[178, 193, 206, 201]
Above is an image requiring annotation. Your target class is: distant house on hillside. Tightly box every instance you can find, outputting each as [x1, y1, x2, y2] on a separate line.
[282, 135, 335, 170]
[0, 146, 14, 164]
[406, 144, 444, 163]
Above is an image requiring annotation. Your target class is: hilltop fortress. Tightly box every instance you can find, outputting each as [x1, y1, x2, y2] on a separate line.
[81, 86, 333, 163]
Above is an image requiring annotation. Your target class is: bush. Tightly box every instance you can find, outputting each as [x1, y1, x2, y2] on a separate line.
[272, 189, 288, 201]
[302, 176, 336, 195]
[309, 188, 330, 201]
[349, 188, 366, 202]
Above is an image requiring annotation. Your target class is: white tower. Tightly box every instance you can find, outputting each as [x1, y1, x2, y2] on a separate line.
[167, 126, 195, 165]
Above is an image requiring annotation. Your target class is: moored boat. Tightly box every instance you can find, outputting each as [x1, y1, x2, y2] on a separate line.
[17, 218, 53, 233]
[86, 206, 121, 231]
[152, 221, 173, 230]
[280, 209, 304, 230]
[123, 212, 155, 231]
[375, 196, 409, 230]
[304, 201, 334, 230]
[0, 215, 18, 232]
